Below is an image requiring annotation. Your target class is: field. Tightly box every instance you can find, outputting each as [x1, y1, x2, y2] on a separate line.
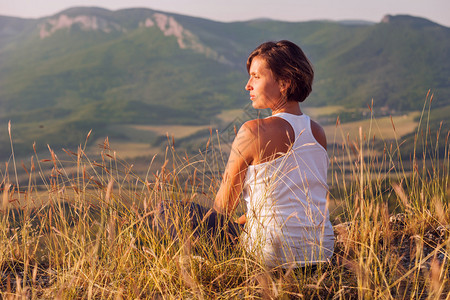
[324, 112, 421, 144]
[1, 98, 449, 298]
[86, 124, 212, 160]
[85, 107, 421, 164]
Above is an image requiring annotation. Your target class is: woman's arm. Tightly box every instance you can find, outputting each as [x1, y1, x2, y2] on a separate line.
[213, 122, 256, 216]
[310, 120, 327, 150]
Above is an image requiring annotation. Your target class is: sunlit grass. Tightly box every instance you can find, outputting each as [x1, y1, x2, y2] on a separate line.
[1, 94, 449, 298]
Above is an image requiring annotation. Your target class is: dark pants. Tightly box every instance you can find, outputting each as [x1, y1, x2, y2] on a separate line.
[154, 200, 243, 246]
[152, 201, 325, 270]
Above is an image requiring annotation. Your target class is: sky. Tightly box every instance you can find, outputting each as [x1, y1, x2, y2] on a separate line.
[1, 0, 450, 27]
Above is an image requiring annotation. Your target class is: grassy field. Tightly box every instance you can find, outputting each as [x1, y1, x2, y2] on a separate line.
[83, 123, 213, 161]
[324, 111, 421, 145]
[215, 109, 248, 124]
[90, 107, 421, 164]
[127, 124, 213, 139]
[1, 98, 449, 298]
[303, 105, 348, 118]
[89, 140, 161, 160]
[215, 105, 421, 145]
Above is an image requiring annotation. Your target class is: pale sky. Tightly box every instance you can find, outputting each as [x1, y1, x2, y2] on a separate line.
[1, 0, 450, 27]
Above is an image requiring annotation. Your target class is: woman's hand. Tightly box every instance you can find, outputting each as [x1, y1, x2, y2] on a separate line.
[237, 214, 247, 225]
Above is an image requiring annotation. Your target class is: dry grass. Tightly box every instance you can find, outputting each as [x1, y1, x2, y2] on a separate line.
[1, 94, 449, 299]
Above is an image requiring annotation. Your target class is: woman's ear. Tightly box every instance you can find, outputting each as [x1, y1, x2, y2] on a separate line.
[279, 80, 290, 93]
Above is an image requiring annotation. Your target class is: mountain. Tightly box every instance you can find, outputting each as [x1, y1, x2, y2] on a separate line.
[0, 8, 449, 158]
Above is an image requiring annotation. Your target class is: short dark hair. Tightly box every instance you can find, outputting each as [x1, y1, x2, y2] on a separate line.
[246, 40, 314, 103]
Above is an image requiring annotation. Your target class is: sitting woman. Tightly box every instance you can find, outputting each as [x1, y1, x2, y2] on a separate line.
[213, 40, 335, 268]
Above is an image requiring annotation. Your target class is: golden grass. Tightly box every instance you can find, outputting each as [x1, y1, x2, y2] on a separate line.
[1, 95, 449, 298]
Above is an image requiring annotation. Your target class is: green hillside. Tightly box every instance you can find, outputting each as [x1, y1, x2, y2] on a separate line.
[241, 16, 450, 110]
[0, 8, 449, 158]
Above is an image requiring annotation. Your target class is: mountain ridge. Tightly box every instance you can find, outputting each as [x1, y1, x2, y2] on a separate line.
[0, 7, 449, 158]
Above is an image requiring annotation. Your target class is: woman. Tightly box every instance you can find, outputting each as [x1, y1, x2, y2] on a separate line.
[213, 40, 334, 268]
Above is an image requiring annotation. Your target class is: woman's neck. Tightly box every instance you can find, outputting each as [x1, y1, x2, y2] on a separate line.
[271, 101, 302, 116]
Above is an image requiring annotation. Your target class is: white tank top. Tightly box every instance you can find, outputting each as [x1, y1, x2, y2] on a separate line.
[242, 113, 334, 267]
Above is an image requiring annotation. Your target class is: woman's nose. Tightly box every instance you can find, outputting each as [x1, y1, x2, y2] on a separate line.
[245, 79, 252, 91]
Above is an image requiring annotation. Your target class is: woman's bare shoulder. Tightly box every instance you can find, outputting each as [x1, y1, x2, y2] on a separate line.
[310, 119, 327, 150]
[241, 117, 288, 140]
[239, 117, 294, 164]
[239, 118, 273, 137]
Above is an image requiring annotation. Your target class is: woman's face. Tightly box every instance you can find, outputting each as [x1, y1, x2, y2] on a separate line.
[245, 56, 283, 110]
